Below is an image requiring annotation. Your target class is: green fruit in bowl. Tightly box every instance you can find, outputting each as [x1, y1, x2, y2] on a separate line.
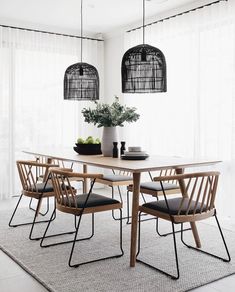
[77, 137, 85, 144]
[76, 136, 101, 145]
[85, 136, 94, 144]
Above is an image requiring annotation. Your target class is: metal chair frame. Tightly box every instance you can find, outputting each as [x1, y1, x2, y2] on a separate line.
[136, 172, 231, 279]
[95, 169, 133, 221]
[126, 170, 191, 237]
[40, 168, 124, 268]
[9, 160, 58, 240]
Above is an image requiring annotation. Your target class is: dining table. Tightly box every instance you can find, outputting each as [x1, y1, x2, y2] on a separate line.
[23, 148, 220, 267]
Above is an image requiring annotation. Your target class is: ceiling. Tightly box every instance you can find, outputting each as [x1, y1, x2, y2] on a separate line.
[0, 0, 207, 36]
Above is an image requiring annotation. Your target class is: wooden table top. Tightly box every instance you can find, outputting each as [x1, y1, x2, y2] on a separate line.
[23, 149, 221, 173]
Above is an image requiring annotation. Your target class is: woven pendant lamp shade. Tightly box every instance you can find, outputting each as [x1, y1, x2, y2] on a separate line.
[64, 0, 99, 101]
[121, 0, 167, 94]
[121, 44, 166, 93]
[64, 62, 99, 100]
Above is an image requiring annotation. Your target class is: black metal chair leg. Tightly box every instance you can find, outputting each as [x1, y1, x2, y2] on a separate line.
[29, 196, 43, 240]
[111, 186, 129, 221]
[141, 192, 147, 204]
[136, 212, 180, 279]
[111, 186, 117, 220]
[126, 190, 131, 224]
[29, 197, 50, 216]
[29, 198, 57, 241]
[74, 215, 77, 229]
[136, 211, 153, 257]
[68, 215, 83, 267]
[136, 211, 142, 257]
[29, 198, 33, 209]
[9, 194, 55, 230]
[69, 209, 124, 268]
[116, 186, 122, 203]
[40, 209, 56, 246]
[126, 192, 150, 225]
[171, 222, 180, 279]
[119, 209, 124, 255]
[41, 213, 95, 248]
[181, 216, 231, 262]
[29, 196, 52, 240]
[9, 194, 23, 227]
[156, 218, 191, 237]
[111, 186, 121, 220]
[214, 214, 231, 262]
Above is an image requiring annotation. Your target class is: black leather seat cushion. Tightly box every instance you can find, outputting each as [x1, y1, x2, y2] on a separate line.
[102, 175, 132, 182]
[143, 197, 206, 215]
[140, 181, 179, 191]
[31, 182, 54, 193]
[65, 193, 120, 208]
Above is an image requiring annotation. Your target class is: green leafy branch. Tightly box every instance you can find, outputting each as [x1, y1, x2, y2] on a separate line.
[81, 96, 140, 127]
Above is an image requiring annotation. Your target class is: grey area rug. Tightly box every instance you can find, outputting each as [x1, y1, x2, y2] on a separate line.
[0, 206, 234, 292]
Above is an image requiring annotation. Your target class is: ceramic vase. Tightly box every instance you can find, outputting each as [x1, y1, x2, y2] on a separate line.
[101, 127, 118, 157]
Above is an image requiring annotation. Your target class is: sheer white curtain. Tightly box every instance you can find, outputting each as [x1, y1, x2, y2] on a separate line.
[0, 27, 104, 199]
[123, 1, 235, 218]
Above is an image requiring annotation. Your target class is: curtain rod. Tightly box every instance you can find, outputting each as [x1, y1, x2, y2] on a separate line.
[127, 0, 228, 33]
[0, 24, 104, 42]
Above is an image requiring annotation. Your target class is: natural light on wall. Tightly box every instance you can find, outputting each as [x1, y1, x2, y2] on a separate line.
[122, 0, 235, 218]
[0, 0, 235, 221]
[0, 27, 104, 199]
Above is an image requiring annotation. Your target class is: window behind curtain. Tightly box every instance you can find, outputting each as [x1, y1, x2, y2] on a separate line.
[123, 1, 235, 218]
[0, 28, 103, 199]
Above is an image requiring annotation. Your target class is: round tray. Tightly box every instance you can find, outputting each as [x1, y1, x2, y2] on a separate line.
[121, 155, 149, 160]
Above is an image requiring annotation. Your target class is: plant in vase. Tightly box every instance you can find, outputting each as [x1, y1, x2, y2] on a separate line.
[81, 96, 140, 156]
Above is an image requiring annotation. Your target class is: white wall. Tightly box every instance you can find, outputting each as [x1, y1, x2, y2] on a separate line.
[102, 0, 216, 103]
[104, 34, 124, 103]
[103, 33, 129, 143]
[102, 0, 235, 220]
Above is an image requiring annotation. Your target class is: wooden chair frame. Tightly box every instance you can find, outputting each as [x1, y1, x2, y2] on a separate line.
[35, 156, 85, 186]
[137, 171, 231, 279]
[40, 168, 124, 268]
[127, 169, 183, 236]
[29, 156, 85, 215]
[28, 157, 54, 216]
[95, 169, 133, 221]
[9, 160, 59, 240]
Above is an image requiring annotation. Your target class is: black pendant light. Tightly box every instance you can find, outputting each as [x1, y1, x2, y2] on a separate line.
[121, 0, 167, 93]
[64, 0, 99, 100]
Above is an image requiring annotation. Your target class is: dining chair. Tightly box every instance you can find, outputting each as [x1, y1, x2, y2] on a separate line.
[35, 156, 85, 187]
[127, 169, 182, 235]
[40, 168, 124, 268]
[95, 169, 133, 220]
[9, 160, 58, 240]
[136, 171, 231, 279]
[28, 156, 85, 215]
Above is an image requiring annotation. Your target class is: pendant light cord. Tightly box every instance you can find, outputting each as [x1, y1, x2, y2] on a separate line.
[81, 0, 83, 62]
[143, 0, 145, 44]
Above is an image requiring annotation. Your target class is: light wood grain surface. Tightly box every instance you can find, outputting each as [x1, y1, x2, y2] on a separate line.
[24, 149, 221, 267]
[23, 149, 220, 173]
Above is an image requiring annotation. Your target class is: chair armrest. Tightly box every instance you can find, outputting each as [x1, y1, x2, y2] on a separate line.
[153, 171, 220, 182]
[16, 160, 59, 168]
[49, 167, 103, 179]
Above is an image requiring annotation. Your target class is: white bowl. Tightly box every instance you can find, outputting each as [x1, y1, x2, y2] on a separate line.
[128, 146, 142, 152]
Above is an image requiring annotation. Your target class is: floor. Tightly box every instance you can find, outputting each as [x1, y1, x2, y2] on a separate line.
[0, 193, 235, 292]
